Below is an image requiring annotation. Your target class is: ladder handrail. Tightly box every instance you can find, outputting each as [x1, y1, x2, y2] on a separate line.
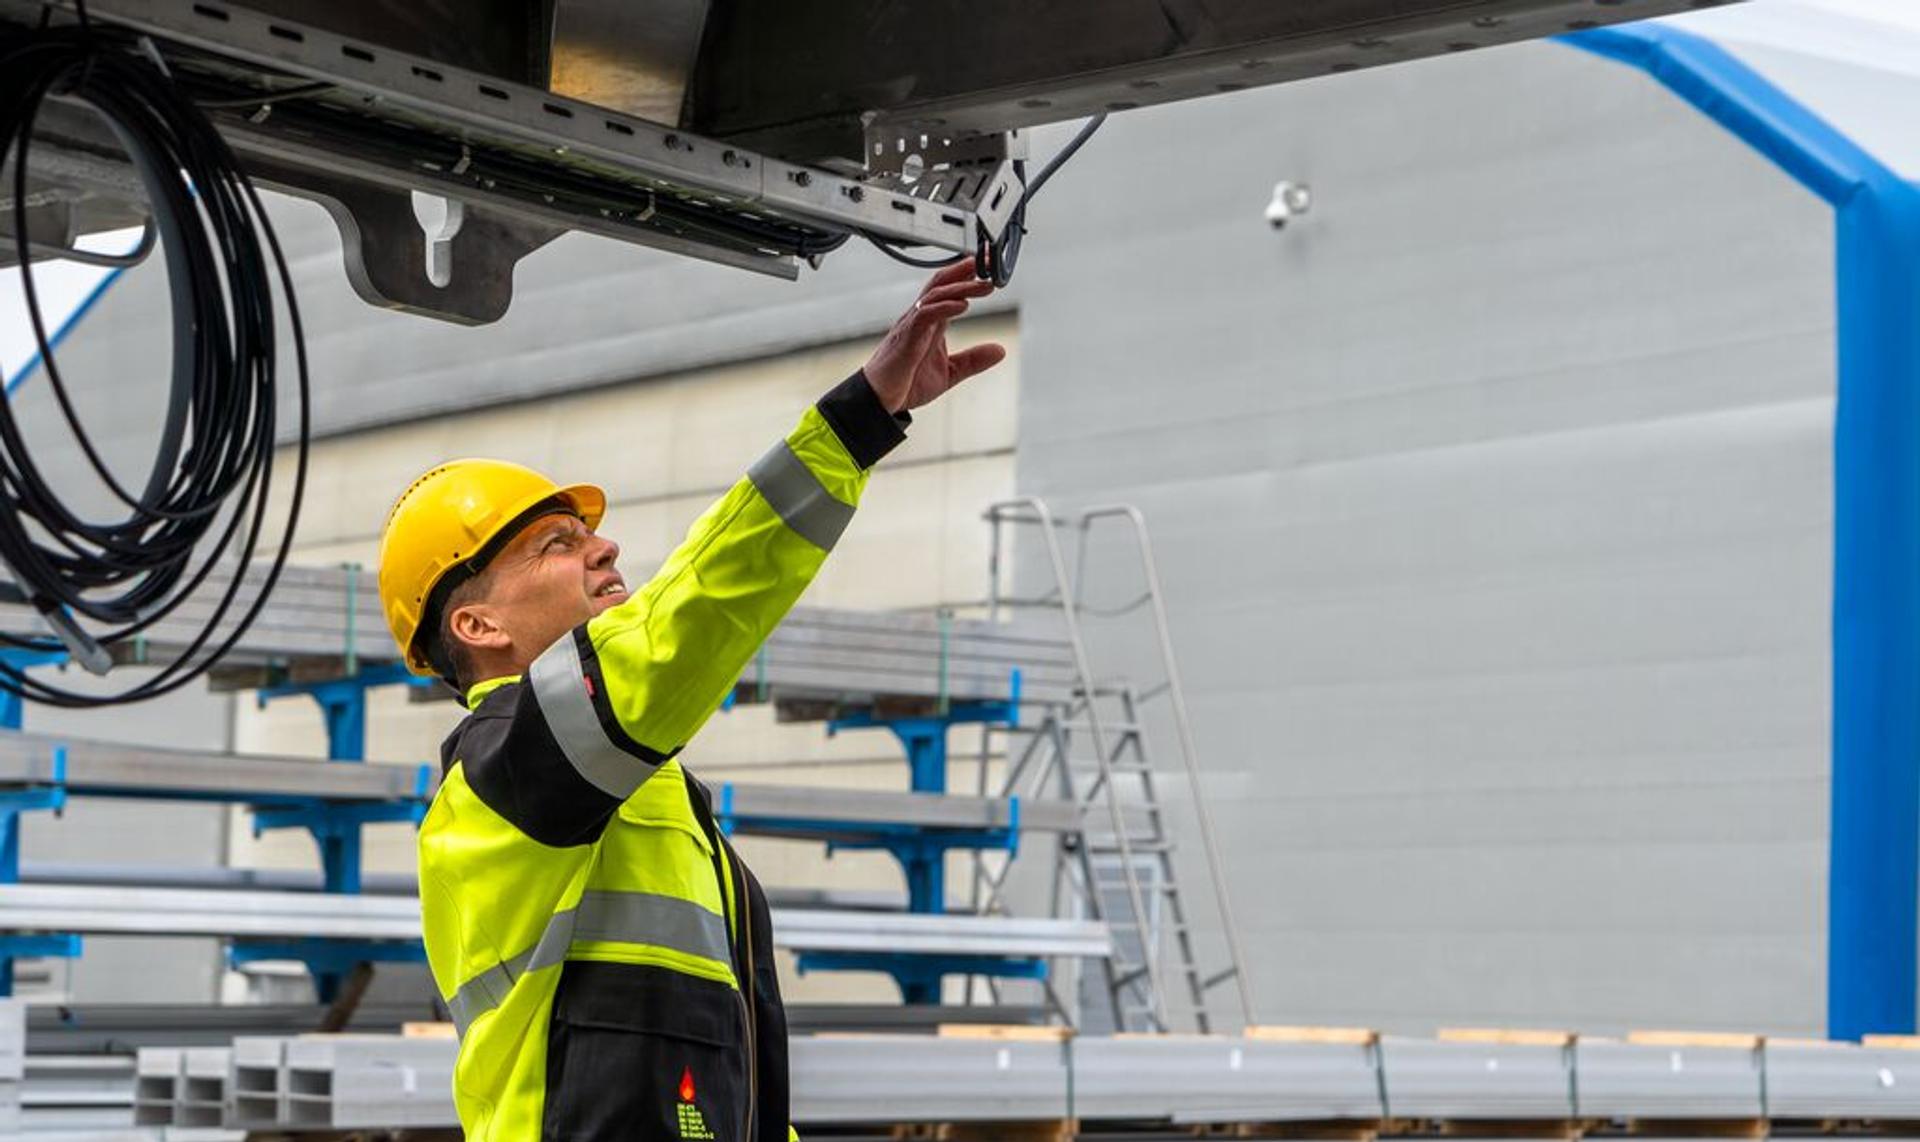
[1078, 503, 1257, 1028]
[987, 496, 1170, 1030]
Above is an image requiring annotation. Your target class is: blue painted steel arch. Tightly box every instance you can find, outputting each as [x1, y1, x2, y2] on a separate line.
[1565, 22, 1920, 1041]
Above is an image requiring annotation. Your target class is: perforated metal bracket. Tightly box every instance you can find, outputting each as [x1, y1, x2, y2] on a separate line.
[863, 126, 1028, 243]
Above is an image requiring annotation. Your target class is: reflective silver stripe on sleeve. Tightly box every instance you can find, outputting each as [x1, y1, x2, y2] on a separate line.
[529, 632, 656, 799]
[575, 890, 732, 963]
[747, 439, 855, 551]
[444, 893, 729, 1036]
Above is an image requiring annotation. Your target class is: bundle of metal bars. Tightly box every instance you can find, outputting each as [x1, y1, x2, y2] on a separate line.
[108, 1027, 1920, 1133]
[0, 562, 1077, 710]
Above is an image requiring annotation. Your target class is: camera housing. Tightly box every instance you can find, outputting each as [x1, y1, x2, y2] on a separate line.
[1265, 181, 1313, 230]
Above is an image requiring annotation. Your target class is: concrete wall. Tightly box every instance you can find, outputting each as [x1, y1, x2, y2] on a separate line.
[1012, 39, 1835, 1034]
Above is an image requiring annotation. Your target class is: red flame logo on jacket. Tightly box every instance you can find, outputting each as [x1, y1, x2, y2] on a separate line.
[678, 1066, 696, 1103]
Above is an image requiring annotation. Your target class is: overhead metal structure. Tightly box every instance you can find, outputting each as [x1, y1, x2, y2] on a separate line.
[2, 0, 1733, 321]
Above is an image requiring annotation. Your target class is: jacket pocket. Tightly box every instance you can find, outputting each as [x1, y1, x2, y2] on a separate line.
[543, 961, 749, 1142]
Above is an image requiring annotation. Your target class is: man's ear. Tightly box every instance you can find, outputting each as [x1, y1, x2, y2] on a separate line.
[448, 602, 511, 654]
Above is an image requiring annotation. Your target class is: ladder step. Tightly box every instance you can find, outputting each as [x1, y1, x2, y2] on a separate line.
[1201, 967, 1240, 991]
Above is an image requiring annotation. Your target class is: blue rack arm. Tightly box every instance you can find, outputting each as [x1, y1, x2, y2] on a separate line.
[823, 696, 1020, 918]
[253, 665, 435, 1001]
[230, 938, 427, 977]
[795, 951, 1047, 1005]
[0, 756, 78, 995]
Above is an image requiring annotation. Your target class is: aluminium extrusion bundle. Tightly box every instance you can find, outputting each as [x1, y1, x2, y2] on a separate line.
[0, 883, 1116, 961]
[0, 561, 1078, 708]
[83, 1028, 1920, 1133]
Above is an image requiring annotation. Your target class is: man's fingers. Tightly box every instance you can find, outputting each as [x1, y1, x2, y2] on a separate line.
[920, 279, 994, 307]
[947, 342, 1008, 383]
[921, 259, 982, 296]
[907, 298, 968, 327]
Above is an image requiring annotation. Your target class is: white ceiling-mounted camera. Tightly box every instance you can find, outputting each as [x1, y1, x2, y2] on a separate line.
[1265, 181, 1313, 230]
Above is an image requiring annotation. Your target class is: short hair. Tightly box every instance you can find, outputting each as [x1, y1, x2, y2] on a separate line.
[425, 563, 496, 694]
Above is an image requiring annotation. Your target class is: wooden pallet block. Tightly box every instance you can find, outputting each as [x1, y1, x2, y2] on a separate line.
[938, 1023, 1075, 1042]
[1864, 1037, 1920, 1052]
[1434, 1118, 1588, 1139]
[1625, 1032, 1764, 1050]
[1439, 1028, 1577, 1047]
[1245, 1026, 1380, 1046]
[1189, 1117, 1384, 1140]
[400, 1022, 457, 1039]
[1624, 1119, 1768, 1138]
[891, 1120, 1077, 1141]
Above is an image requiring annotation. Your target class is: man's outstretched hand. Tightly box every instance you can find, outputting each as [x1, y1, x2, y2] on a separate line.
[862, 262, 1007, 414]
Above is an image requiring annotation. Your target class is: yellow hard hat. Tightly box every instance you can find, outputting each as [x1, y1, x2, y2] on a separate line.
[377, 458, 607, 675]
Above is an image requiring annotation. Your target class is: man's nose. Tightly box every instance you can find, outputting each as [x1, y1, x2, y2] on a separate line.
[587, 532, 619, 569]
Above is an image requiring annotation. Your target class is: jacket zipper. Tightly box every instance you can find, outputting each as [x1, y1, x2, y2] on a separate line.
[696, 786, 757, 1142]
[728, 838, 759, 1142]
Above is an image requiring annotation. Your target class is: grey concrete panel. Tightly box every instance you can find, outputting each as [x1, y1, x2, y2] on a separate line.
[1013, 37, 1835, 1036]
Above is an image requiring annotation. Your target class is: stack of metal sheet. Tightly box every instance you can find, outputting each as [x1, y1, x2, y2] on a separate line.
[282, 1036, 456, 1129]
[20, 1055, 138, 1136]
[0, 731, 430, 804]
[0, 1000, 22, 1136]
[0, 561, 1078, 708]
[1074, 1027, 1383, 1124]
[1575, 1033, 1763, 1121]
[0, 883, 1114, 963]
[1766, 1036, 1920, 1121]
[53, 1029, 1920, 1135]
[793, 1030, 1072, 1124]
[1379, 1031, 1576, 1121]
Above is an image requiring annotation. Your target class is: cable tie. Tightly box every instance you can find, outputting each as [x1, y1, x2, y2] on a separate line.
[135, 35, 171, 78]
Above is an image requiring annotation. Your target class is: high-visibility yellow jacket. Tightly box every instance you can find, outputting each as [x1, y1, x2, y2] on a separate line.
[418, 375, 905, 1142]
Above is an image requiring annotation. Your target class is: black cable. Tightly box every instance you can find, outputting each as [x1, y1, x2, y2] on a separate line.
[0, 21, 310, 706]
[861, 113, 1107, 283]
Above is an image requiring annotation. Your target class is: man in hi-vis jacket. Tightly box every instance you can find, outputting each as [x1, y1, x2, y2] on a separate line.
[375, 262, 1003, 1141]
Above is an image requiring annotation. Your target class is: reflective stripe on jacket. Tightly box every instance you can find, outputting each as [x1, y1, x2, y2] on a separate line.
[418, 375, 905, 1141]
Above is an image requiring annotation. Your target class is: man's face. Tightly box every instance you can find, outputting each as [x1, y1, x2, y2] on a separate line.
[471, 512, 626, 663]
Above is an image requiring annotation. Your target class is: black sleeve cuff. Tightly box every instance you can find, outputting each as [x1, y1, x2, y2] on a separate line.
[816, 370, 910, 470]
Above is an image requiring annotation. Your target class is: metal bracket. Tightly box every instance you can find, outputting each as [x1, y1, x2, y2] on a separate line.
[250, 157, 562, 326]
[864, 127, 1028, 243]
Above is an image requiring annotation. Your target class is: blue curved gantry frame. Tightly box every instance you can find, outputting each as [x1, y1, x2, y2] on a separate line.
[1565, 22, 1920, 1040]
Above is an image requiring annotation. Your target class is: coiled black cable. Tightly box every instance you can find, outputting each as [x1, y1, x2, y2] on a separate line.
[0, 19, 309, 706]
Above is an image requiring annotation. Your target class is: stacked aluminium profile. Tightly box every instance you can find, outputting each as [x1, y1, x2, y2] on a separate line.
[83, 1028, 1920, 1133]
